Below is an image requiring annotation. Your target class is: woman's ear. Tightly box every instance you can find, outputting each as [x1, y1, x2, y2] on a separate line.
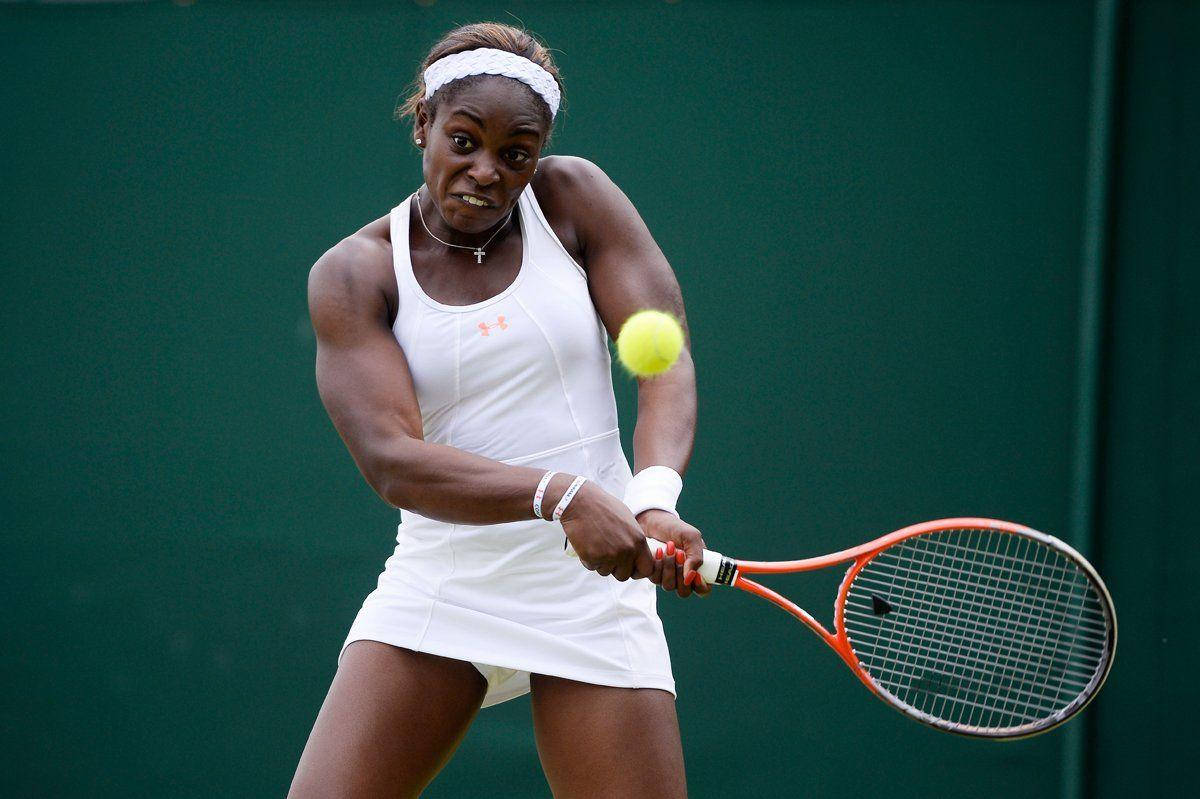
[413, 101, 429, 148]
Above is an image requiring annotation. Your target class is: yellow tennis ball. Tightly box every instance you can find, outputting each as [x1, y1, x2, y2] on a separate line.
[616, 310, 684, 377]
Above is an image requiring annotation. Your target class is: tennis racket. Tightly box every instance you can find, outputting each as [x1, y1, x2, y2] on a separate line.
[580, 517, 1117, 738]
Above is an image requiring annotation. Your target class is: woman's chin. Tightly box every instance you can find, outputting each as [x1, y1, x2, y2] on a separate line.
[443, 201, 505, 232]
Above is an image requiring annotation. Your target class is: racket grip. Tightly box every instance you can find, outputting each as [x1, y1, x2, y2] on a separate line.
[564, 536, 730, 586]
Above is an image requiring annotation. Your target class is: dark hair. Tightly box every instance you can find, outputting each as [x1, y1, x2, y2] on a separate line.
[397, 22, 563, 134]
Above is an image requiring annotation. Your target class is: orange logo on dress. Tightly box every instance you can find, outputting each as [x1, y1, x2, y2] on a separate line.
[478, 316, 509, 337]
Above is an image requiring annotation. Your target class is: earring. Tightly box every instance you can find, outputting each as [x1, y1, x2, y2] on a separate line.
[415, 137, 423, 145]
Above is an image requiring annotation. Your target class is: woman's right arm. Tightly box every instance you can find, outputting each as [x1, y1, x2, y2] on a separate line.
[307, 234, 654, 580]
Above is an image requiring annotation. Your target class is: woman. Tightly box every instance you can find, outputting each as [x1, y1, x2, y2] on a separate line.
[290, 22, 708, 799]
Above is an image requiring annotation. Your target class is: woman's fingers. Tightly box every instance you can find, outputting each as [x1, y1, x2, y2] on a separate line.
[682, 548, 709, 597]
[660, 547, 678, 592]
[613, 558, 634, 581]
[650, 539, 712, 598]
[674, 548, 692, 597]
[649, 547, 665, 585]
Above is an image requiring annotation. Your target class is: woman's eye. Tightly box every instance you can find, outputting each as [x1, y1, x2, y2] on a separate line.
[451, 134, 472, 150]
[506, 150, 530, 165]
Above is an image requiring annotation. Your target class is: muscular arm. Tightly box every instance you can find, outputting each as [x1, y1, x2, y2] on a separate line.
[537, 157, 698, 477]
[309, 233, 550, 524]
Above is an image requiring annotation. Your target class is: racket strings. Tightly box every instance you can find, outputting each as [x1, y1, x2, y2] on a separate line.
[874, 532, 1101, 726]
[843, 606, 1099, 688]
[881, 532, 1100, 724]
[852, 536, 1079, 726]
[842, 528, 1111, 734]
[850, 560, 1108, 642]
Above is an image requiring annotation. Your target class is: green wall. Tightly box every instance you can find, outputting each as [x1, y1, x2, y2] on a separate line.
[1091, 1, 1198, 795]
[1, 1, 1193, 797]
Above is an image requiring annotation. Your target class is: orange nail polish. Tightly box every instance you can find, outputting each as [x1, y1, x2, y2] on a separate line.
[655, 548, 664, 559]
[675, 550, 684, 565]
[666, 541, 676, 556]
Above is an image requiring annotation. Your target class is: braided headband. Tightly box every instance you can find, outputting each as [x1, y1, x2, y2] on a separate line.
[423, 47, 560, 120]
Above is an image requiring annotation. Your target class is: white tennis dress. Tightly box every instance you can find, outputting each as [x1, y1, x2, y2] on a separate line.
[341, 185, 674, 707]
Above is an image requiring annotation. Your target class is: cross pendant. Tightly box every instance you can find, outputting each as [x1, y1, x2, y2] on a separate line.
[474, 248, 485, 264]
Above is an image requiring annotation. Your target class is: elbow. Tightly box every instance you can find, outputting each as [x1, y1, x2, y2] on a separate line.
[373, 473, 409, 510]
[363, 436, 423, 510]
[376, 463, 418, 512]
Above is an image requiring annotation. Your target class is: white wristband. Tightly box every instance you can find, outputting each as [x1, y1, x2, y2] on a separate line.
[623, 465, 683, 518]
[533, 470, 558, 520]
[552, 475, 588, 521]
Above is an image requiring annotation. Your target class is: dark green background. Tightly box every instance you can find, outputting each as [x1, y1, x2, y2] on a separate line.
[2, 1, 1195, 796]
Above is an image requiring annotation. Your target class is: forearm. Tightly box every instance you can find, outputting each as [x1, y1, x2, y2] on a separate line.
[630, 348, 697, 475]
[366, 436, 576, 525]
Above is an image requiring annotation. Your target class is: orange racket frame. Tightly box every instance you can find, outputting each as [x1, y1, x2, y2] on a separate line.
[721, 518, 1027, 695]
[663, 516, 1117, 738]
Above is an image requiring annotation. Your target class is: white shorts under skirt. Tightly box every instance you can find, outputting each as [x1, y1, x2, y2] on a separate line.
[340, 512, 676, 708]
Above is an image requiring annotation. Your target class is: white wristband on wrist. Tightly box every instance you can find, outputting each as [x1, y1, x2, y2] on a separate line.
[552, 475, 588, 521]
[533, 470, 558, 520]
[623, 465, 683, 518]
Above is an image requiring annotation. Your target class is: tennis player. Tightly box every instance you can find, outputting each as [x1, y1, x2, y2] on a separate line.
[289, 22, 708, 798]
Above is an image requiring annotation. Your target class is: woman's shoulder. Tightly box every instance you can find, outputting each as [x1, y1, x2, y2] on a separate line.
[308, 212, 398, 325]
[533, 155, 617, 202]
[532, 155, 621, 264]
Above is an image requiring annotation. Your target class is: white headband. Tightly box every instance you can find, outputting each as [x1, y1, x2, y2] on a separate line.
[423, 47, 561, 120]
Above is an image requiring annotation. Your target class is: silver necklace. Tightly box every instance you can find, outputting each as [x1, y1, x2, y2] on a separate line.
[414, 187, 514, 264]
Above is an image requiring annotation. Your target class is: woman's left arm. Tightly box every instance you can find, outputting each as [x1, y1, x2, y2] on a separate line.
[536, 156, 709, 597]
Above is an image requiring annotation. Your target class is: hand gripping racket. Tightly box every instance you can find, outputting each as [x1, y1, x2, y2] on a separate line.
[623, 517, 1115, 738]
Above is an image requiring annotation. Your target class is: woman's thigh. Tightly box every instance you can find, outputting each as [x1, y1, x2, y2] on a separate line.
[530, 673, 686, 799]
[288, 641, 488, 799]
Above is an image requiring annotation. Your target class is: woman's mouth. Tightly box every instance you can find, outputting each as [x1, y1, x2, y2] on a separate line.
[455, 194, 494, 208]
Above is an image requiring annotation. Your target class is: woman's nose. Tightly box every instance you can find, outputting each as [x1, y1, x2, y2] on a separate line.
[467, 153, 501, 186]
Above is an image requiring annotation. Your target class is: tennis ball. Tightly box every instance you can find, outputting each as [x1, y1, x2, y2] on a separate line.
[616, 310, 684, 377]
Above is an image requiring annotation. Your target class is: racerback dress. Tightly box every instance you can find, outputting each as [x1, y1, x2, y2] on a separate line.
[340, 184, 675, 707]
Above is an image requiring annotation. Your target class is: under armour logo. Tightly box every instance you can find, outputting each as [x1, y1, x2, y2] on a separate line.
[478, 316, 509, 337]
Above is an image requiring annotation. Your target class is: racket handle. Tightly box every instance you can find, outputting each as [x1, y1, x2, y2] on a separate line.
[564, 536, 733, 586]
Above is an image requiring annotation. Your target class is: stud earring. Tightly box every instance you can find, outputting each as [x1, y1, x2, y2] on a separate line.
[415, 137, 423, 145]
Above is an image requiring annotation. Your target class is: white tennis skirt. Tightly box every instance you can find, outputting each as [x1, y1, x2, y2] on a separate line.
[341, 510, 675, 707]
